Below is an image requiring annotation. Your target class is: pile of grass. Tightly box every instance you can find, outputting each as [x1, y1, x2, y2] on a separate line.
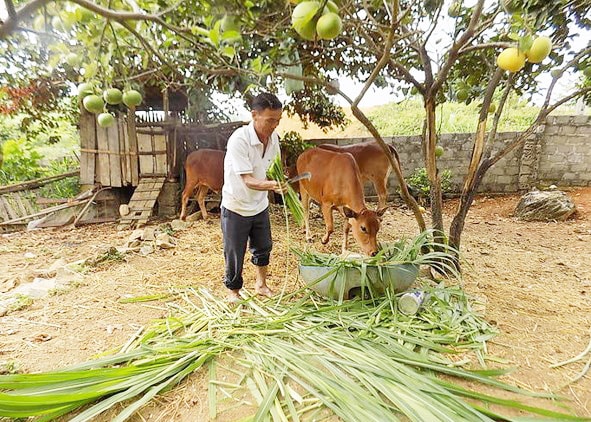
[0, 285, 586, 421]
[296, 230, 458, 269]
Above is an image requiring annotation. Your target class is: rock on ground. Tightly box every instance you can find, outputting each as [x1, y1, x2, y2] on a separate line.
[514, 190, 576, 221]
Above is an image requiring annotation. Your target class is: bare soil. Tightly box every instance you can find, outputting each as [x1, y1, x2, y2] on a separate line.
[1, 187, 590, 421]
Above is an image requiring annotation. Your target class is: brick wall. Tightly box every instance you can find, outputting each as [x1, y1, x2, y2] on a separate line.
[306, 115, 591, 195]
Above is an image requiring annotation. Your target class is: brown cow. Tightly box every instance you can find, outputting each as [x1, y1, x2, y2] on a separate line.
[318, 141, 396, 209]
[296, 148, 387, 256]
[180, 149, 225, 220]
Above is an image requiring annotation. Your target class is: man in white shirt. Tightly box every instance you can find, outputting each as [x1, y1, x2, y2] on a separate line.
[221, 93, 286, 302]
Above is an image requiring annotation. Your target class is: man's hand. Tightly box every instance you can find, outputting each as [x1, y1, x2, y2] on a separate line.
[272, 181, 288, 195]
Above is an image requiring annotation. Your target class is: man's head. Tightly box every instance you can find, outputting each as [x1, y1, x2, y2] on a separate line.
[251, 93, 282, 142]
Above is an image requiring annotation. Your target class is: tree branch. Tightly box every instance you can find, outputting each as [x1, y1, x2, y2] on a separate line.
[5, 0, 17, 18]
[431, 0, 485, 94]
[352, 4, 398, 108]
[485, 73, 514, 155]
[459, 41, 513, 54]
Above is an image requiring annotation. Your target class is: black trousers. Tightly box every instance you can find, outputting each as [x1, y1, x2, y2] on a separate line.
[221, 207, 272, 290]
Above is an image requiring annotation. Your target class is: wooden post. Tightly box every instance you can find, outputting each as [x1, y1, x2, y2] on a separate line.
[127, 107, 140, 186]
[79, 102, 97, 190]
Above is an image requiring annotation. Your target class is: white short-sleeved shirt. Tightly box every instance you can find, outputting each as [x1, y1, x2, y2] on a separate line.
[221, 122, 281, 216]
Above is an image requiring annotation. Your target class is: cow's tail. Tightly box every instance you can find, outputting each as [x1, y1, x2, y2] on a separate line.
[180, 160, 186, 190]
[386, 143, 400, 165]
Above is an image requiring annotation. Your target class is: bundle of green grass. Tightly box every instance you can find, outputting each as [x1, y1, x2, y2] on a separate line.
[267, 155, 305, 226]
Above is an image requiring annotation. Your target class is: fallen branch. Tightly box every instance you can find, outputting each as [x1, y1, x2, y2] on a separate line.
[0, 170, 79, 195]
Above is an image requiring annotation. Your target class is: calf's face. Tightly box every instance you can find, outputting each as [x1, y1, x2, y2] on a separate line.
[343, 207, 388, 256]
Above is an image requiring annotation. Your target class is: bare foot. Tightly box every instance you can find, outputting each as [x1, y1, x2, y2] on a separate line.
[255, 284, 273, 298]
[227, 289, 241, 303]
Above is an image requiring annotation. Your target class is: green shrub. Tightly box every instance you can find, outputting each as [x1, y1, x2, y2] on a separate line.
[37, 156, 80, 198]
[406, 167, 453, 198]
[280, 130, 313, 166]
[0, 139, 45, 184]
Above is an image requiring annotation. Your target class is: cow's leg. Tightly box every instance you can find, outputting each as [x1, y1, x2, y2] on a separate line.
[300, 187, 313, 242]
[374, 177, 388, 209]
[320, 203, 334, 244]
[180, 178, 197, 221]
[197, 185, 209, 220]
[342, 217, 351, 253]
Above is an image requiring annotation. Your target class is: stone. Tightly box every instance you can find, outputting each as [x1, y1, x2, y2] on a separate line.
[141, 227, 156, 241]
[156, 233, 176, 249]
[514, 190, 576, 221]
[128, 229, 144, 241]
[186, 211, 203, 222]
[139, 245, 154, 256]
[12, 277, 57, 298]
[126, 239, 141, 248]
[171, 219, 191, 231]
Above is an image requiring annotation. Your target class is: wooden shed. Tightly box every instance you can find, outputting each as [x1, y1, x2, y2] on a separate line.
[78, 87, 245, 226]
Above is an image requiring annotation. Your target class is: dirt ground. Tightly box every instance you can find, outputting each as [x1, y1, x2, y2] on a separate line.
[1, 187, 590, 421]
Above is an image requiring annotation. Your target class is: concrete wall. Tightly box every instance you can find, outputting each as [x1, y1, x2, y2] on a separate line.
[307, 115, 591, 196]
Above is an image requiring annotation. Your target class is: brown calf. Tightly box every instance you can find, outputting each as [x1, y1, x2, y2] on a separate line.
[318, 141, 396, 209]
[296, 148, 386, 256]
[180, 149, 225, 220]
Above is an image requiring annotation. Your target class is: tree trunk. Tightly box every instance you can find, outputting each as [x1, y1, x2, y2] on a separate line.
[423, 97, 444, 241]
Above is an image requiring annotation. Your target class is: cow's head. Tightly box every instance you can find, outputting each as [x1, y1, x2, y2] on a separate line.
[343, 207, 388, 256]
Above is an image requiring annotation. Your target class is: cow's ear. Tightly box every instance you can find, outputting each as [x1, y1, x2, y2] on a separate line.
[343, 207, 358, 219]
[377, 207, 388, 217]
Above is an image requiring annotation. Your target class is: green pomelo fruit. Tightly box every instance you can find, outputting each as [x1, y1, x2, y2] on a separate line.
[97, 113, 115, 128]
[497, 47, 526, 72]
[324, 0, 338, 13]
[456, 89, 469, 102]
[83, 95, 104, 114]
[122, 90, 143, 107]
[103, 88, 123, 105]
[316, 12, 342, 40]
[435, 145, 444, 158]
[526, 36, 552, 63]
[292, 1, 320, 41]
[78, 82, 95, 97]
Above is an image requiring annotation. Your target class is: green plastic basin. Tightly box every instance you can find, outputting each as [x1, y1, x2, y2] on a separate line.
[299, 263, 419, 301]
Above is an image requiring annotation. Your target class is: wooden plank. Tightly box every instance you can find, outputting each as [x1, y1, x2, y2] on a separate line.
[22, 193, 37, 215]
[154, 134, 167, 175]
[107, 121, 122, 187]
[119, 117, 129, 186]
[133, 186, 164, 193]
[96, 126, 111, 187]
[2, 196, 19, 220]
[9, 192, 30, 217]
[130, 190, 160, 201]
[127, 108, 140, 186]
[0, 198, 11, 221]
[79, 106, 96, 185]
[119, 177, 165, 225]
[137, 133, 154, 176]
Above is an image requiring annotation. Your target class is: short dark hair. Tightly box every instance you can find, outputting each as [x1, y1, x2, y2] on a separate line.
[251, 92, 282, 111]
